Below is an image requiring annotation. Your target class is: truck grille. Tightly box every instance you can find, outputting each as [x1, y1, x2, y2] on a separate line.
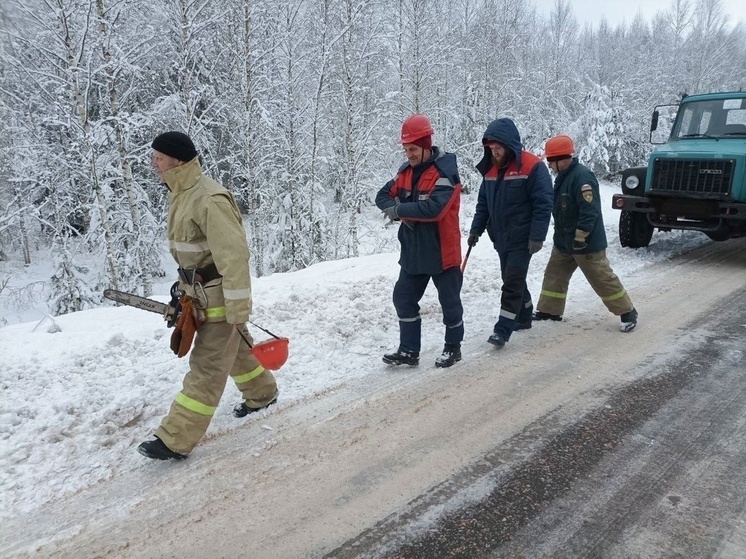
[651, 158, 734, 197]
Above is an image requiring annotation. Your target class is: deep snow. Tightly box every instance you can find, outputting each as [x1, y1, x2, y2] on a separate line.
[0, 182, 710, 520]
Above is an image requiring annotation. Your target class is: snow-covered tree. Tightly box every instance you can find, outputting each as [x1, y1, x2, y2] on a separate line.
[578, 84, 633, 177]
[1, 0, 746, 315]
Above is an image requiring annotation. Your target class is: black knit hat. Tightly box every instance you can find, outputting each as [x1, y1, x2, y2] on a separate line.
[151, 131, 198, 162]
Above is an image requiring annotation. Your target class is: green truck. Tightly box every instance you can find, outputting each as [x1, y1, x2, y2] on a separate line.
[612, 91, 746, 247]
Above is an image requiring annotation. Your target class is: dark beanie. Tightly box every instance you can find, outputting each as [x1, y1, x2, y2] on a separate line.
[411, 135, 432, 150]
[151, 131, 198, 162]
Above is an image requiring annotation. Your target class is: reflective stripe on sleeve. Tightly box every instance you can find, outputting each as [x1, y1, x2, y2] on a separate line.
[169, 240, 210, 252]
[232, 365, 266, 384]
[175, 392, 216, 416]
[223, 287, 251, 300]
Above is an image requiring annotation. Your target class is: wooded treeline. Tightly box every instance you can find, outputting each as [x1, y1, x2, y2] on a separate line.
[0, 0, 743, 314]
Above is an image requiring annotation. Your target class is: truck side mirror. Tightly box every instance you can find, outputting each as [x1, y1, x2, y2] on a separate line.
[651, 110, 659, 132]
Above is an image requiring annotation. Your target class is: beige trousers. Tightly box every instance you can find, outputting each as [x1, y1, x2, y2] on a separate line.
[536, 247, 633, 317]
[155, 322, 277, 454]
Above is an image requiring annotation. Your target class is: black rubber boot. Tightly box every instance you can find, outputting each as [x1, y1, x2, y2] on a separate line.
[137, 437, 187, 460]
[435, 344, 462, 368]
[487, 333, 506, 348]
[233, 396, 278, 418]
[620, 308, 638, 333]
[382, 350, 419, 366]
[533, 311, 563, 321]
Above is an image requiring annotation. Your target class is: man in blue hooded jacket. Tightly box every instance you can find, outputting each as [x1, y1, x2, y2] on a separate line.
[468, 118, 553, 348]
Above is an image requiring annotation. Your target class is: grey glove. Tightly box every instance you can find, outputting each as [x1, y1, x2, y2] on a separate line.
[382, 205, 399, 221]
[528, 240, 543, 255]
[467, 233, 479, 247]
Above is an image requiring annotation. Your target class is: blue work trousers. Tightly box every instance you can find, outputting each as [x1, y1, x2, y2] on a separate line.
[393, 266, 464, 353]
[494, 249, 534, 341]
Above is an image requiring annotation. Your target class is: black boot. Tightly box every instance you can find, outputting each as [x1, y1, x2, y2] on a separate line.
[487, 332, 506, 348]
[514, 320, 532, 331]
[620, 308, 638, 333]
[137, 437, 187, 460]
[382, 350, 419, 366]
[533, 311, 562, 321]
[435, 344, 462, 368]
[233, 396, 278, 418]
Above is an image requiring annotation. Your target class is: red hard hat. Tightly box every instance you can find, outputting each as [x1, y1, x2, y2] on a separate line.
[399, 114, 434, 144]
[251, 337, 290, 370]
[544, 135, 575, 159]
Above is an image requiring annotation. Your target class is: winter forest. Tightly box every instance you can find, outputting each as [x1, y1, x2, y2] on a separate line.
[0, 0, 744, 317]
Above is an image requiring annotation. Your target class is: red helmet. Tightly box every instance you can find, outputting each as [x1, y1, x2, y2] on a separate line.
[544, 135, 575, 159]
[399, 114, 434, 144]
[251, 337, 290, 370]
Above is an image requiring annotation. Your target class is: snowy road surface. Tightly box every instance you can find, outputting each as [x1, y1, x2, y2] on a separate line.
[3, 238, 746, 558]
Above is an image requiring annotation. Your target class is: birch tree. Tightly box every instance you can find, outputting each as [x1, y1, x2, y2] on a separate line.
[93, 0, 162, 295]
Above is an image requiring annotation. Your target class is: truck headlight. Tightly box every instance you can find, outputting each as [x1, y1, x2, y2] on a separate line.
[625, 175, 640, 190]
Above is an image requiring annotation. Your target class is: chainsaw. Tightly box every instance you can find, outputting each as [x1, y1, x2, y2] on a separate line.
[103, 288, 290, 369]
[104, 288, 180, 324]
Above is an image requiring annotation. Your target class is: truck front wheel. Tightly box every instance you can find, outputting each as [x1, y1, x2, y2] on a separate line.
[619, 210, 654, 248]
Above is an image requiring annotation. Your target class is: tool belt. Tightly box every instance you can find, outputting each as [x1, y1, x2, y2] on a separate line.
[177, 262, 222, 285]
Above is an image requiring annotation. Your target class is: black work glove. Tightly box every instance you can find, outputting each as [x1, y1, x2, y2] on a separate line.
[572, 229, 588, 252]
[528, 240, 543, 254]
[467, 233, 480, 247]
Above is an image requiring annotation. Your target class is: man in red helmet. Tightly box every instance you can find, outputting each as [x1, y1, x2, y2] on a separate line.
[137, 131, 278, 460]
[468, 118, 554, 349]
[535, 134, 638, 332]
[376, 114, 464, 368]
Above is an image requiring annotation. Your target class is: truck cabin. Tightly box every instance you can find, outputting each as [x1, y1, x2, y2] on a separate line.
[671, 97, 746, 140]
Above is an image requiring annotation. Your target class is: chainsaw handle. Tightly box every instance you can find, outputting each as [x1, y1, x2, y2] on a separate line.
[166, 281, 183, 328]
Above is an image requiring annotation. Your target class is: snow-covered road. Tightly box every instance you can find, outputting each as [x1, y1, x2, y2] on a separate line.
[4, 236, 745, 558]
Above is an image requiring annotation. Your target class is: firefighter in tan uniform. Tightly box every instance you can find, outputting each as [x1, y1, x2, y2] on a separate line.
[138, 131, 278, 460]
[535, 135, 638, 333]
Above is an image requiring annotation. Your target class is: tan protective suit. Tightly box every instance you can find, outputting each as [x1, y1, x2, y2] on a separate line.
[154, 157, 277, 454]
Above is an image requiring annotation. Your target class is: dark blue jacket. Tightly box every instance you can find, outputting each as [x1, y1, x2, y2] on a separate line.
[469, 118, 553, 253]
[552, 158, 607, 254]
[376, 147, 462, 275]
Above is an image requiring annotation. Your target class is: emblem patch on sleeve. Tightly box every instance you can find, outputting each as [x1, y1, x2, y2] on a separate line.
[581, 184, 593, 203]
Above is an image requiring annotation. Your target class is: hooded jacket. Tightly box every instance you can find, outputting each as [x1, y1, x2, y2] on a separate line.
[551, 158, 608, 254]
[375, 147, 462, 275]
[163, 157, 252, 324]
[469, 118, 553, 252]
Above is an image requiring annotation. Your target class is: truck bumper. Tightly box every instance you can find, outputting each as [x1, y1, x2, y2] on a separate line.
[611, 194, 655, 213]
[611, 193, 746, 233]
[612, 194, 746, 219]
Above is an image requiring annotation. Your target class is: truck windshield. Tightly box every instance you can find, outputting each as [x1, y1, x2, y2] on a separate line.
[671, 97, 746, 140]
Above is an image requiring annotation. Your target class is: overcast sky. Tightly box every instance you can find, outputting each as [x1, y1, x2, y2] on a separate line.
[533, 0, 746, 28]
